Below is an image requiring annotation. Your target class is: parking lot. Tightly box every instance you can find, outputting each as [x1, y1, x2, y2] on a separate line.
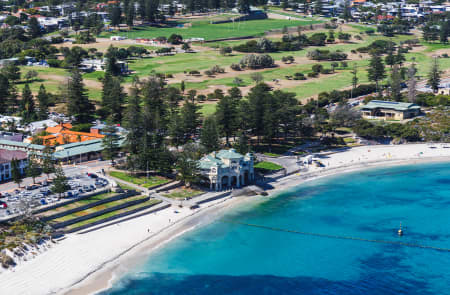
[0, 173, 110, 218]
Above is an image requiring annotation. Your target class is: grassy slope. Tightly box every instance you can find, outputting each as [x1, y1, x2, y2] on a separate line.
[52, 194, 148, 222]
[109, 171, 170, 188]
[65, 199, 162, 229]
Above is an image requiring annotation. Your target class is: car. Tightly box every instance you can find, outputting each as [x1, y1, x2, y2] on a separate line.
[0, 201, 7, 209]
[40, 199, 47, 205]
[26, 184, 39, 190]
[89, 184, 96, 191]
[87, 173, 98, 179]
[14, 189, 20, 194]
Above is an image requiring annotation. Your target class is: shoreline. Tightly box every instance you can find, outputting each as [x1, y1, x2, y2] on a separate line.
[1, 144, 449, 295]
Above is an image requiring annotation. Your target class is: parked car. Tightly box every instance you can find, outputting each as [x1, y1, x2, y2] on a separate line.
[0, 201, 7, 209]
[87, 173, 98, 179]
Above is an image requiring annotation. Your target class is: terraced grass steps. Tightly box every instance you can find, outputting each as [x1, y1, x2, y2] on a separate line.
[51, 195, 151, 229]
[39, 191, 140, 222]
[64, 199, 166, 233]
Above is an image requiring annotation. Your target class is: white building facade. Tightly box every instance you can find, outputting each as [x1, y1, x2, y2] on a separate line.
[199, 149, 255, 191]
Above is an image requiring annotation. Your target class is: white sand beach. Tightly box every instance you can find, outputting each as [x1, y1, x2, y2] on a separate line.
[0, 143, 449, 295]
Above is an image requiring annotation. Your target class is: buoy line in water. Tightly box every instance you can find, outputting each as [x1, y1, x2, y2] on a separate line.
[222, 221, 450, 253]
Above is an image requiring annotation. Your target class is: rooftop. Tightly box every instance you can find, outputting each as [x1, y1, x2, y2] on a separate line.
[199, 149, 247, 169]
[361, 100, 421, 111]
[0, 149, 27, 163]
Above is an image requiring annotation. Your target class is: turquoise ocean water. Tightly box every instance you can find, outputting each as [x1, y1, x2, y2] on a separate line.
[101, 162, 450, 295]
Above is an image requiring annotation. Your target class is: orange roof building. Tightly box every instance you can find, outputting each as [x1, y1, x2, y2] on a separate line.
[35, 123, 105, 146]
[46, 123, 73, 134]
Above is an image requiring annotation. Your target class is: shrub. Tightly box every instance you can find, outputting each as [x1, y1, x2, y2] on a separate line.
[230, 63, 241, 71]
[168, 34, 183, 45]
[293, 72, 306, 80]
[197, 94, 206, 101]
[321, 68, 332, 74]
[47, 59, 62, 67]
[337, 32, 351, 41]
[189, 70, 201, 75]
[233, 40, 259, 52]
[308, 33, 327, 46]
[281, 55, 295, 64]
[210, 65, 225, 74]
[365, 29, 375, 35]
[240, 54, 274, 69]
[340, 61, 348, 68]
[442, 53, 449, 58]
[51, 36, 64, 44]
[312, 64, 323, 73]
[329, 51, 347, 61]
[219, 46, 232, 55]
[307, 49, 347, 61]
[204, 70, 213, 76]
[307, 72, 319, 78]
[354, 35, 363, 40]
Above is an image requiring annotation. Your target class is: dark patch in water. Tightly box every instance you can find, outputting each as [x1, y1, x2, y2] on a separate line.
[100, 271, 432, 295]
[435, 178, 450, 185]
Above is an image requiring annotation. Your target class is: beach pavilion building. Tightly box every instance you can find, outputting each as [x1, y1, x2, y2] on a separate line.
[199, 149, 255, 191]
[360, 100, 421, 120]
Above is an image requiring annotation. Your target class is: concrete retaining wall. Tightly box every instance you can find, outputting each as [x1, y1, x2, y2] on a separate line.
[196, 191, 231, 205]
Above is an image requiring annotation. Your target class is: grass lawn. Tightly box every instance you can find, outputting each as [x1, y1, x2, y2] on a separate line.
[199, 103, 217, 116]
[344, 137, 357, 143]
[52, 195, 148, 223]
[65, 199, 162, 230]
[254, 161, 283, 172]
[420, 41, 450, 52]
[39, 192, 116, 217]
[109, 171, 171, 189]
[163, 188, 203, 200]
[101, 19, 323, 41]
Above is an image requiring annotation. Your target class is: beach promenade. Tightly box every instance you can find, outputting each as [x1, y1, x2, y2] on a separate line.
[0, 143, 449, 295]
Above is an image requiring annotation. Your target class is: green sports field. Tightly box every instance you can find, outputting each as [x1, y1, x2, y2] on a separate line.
[101, 18, 323, 41]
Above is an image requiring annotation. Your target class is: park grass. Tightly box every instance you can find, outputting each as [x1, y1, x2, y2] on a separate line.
[109, 171, 171, 189]
[420, 41, 450, 52]
[52, 194, 149, 223]
[18, 66, 104, 101]
[199, 103, 217, 116]
[101, 19, 323, 41]
[65, 199, 162, 230]
[163, 188, 203, 200]
[254, 161, 283, 171]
